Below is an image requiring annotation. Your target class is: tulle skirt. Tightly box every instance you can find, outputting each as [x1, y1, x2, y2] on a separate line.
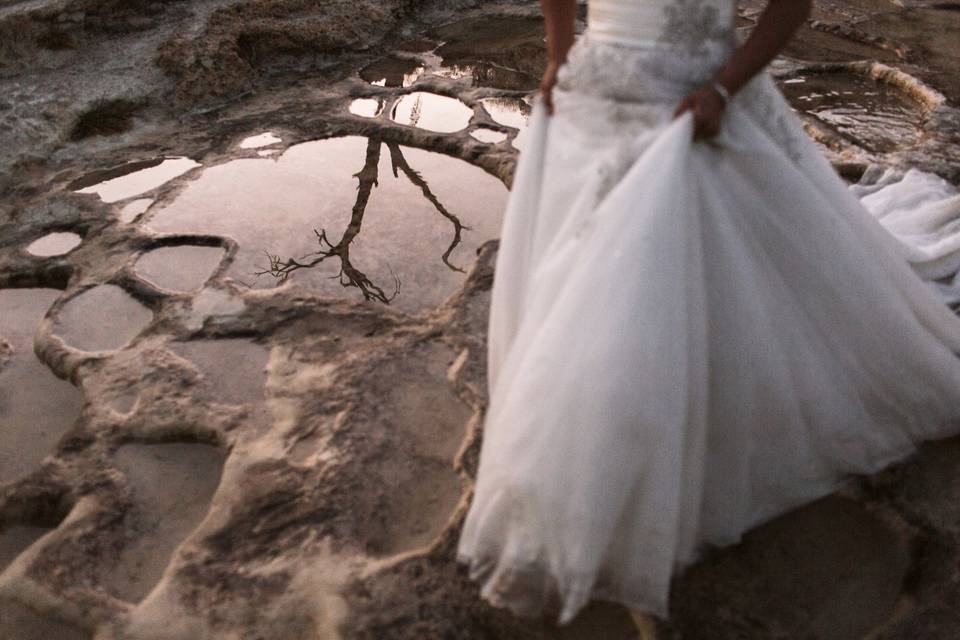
[455, 30, 960, 625]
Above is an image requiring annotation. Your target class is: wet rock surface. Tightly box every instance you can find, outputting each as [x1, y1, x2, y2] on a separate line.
[1, 0, 960, 638]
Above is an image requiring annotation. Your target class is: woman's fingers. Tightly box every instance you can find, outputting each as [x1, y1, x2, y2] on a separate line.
[542, 87, 554, 115]
[539, 63, 559, 116]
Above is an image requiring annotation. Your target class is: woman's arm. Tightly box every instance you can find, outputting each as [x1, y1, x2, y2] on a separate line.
[674, 0, 813, 140]
[539, 0, 577, 115]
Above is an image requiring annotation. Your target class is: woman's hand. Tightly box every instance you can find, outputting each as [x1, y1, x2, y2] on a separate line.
[539, 60, 561, 115]
[539, 0, 576, 116]
[672, 85, 726, 141]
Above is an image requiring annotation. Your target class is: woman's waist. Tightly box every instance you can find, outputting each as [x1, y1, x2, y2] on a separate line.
[556, 29, 738, 103]
[586, 0, 737, 50]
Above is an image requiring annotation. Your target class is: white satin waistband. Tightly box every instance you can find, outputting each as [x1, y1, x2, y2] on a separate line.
[586, 0, 736, 48]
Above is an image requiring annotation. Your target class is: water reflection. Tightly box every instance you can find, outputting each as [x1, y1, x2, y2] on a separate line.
[145, 136, 507, 313]
[390, 92, 473, 133]
[71, 157, 200, 204]
[24, 232, 81, 257]
[239, 132, 282, 149]
[259, 139, 477, 304]
[781, 72, 921, 153]
[134, 245, 225, 293]
[430, 16, 547, 91]
[0, 288, 84, 485]
[120, 198, 154, 223]
[53, 284, 153, 352]
[471, 128, 508, 144]
[481, 97, 530, 130]
[480, 97, 531, 150]
[349, 98, 383, 118]
[360, 57, 424, 88]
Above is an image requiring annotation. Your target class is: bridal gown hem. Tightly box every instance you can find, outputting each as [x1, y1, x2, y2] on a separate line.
[455, 0, 960, 626]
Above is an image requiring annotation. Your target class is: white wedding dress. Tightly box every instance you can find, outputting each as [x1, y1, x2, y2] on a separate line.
[455, 0, 960, 626]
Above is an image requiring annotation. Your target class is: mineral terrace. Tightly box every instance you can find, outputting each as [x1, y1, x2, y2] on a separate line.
[1, 0, 960, 638]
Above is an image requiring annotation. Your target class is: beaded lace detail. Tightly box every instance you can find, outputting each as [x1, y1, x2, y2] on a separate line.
[554, 1, 807, 168]
[658, 0, 736, 57]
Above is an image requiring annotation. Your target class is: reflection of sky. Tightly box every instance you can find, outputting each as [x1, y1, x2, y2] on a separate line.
[471, 128, 507, 144]
[0, 288, 83, 486]
[391, 92, 473, 133]
[350, 98, 383, 118]
[120, 198, 153, 223]
[239, 132, 282, 149]
[75, 157, 200, 204]
[25, 232, 81, 257]
[143, 136, 508, 312]
[478, 97, 531, 151]
[781, 73, 920, 154]
[481, 97, 529, 130]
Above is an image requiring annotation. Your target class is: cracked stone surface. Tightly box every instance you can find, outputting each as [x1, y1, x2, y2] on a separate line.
[2, 0, 960, 638]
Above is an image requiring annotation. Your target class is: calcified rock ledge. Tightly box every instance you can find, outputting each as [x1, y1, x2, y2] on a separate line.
[2, 0, 960, 638]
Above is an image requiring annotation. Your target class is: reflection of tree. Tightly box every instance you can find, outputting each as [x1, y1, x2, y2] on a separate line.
[257, 137, 471, 304]
[386, 142, 471, 274]
[408, 95, 423, 128]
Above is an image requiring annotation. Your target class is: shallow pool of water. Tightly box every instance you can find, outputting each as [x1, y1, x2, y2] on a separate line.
[429, 16, 548, 91]
[0, 288, 83, 486]
[24, 232, 81, 257]
[133, 245, 225, 293]
[145, 136, 508, 313]
[359, 57, 424, 88]
[119, 198, 153, 223]
[239, 132, 281, 149]
[390, 92, 473, 133]
[781, 71, 922, 153]
[349, 98, 383, 118]
[470, 128, 508, 144]
[71, 157, 200, 204]
[52, 284, 153, 352]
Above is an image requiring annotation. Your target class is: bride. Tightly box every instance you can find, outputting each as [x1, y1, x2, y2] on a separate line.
[455, 0, 960, 629]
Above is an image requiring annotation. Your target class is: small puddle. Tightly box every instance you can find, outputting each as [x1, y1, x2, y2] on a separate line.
[119, 198, 154, 223]
[429, 16, 547, 91]
[390, 92, 473, 132]
[145, 136, 508, 312]
[0, 288, 84, 486]
[359, 56, 424, 87]
[349, 98, 383, 118]
[52, 284, 152, 352]
[480, 96, 530, 130]
[133, 245, 224, 293]
[480, 97, 530, 150]
[470, 128, 507, 144]
[24, 232, 81, 257]
[71, 157, 200, 204]
[104, 442, 225, 602]
[782, 72, 922, 153]
[239, 132, 281, 149]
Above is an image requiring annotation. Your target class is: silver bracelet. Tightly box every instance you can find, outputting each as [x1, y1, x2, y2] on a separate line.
[710, 81, 731, 105]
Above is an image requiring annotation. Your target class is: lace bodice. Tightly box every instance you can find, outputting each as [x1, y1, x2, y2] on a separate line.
[551, 0, 809, 194]
[587, 0, 737, 49]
